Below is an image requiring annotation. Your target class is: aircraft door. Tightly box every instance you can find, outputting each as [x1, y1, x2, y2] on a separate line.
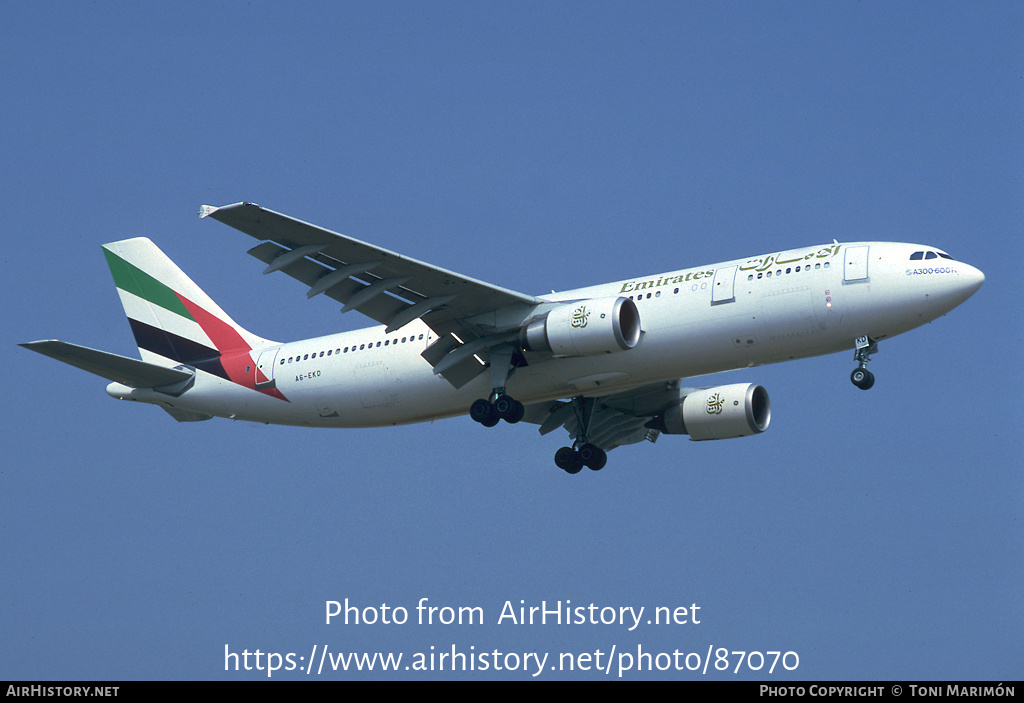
[843, 246, 870, 283]
[711, 265, 738, 305]
[255, 348, 280, 390]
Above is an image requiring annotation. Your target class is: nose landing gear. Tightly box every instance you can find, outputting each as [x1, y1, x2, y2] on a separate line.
[850, 367, 875, 390]
[850, 335, 877, 390]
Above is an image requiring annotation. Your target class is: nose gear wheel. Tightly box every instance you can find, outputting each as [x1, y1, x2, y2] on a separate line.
[850, 335, 878, 390]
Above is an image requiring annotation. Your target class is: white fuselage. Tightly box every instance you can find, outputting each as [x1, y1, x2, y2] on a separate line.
[111, 241, 984, 427]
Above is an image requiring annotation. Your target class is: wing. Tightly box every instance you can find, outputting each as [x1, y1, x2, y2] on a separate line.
[522, 380, 688, 452]
[201, 203, 544, 387]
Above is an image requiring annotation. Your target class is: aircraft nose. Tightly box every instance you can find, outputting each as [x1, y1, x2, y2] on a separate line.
[960, 263, 985, 299]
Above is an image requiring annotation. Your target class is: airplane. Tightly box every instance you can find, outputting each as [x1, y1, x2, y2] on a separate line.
[21, 203, 984, 473]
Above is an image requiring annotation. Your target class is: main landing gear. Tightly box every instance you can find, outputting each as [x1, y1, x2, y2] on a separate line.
[468, 345, 609, 474]
[470, 343, 525, 427]
[470, 388, 609, 474]
[470, 393, 524, 426]
[553, 396, 607, 474]
[554, 443, 607, 474]
[850, 335, 877, 390]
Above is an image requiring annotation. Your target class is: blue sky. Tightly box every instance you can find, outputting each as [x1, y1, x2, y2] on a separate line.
[4, 1, 1021, 680]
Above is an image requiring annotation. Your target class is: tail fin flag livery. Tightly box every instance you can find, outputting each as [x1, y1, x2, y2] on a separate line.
[21, 203, 984, 473]
[102, 237, 288, 402]
[102, 238, 265, 356]
[39, 237, 290, 404]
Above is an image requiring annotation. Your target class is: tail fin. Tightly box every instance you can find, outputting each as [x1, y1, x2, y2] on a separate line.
[102, 238, 275, 374]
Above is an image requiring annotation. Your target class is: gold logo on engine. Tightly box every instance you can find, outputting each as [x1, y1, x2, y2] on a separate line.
[571, 305, 590, 328]
[706, 393, 724, 415]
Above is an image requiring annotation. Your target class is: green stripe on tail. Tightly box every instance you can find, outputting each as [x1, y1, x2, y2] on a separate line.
[102, 247, 193, 319]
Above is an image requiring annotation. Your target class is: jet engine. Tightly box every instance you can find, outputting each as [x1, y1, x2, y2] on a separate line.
[520, 296, 641, 356]
[657, 383, 771, 440]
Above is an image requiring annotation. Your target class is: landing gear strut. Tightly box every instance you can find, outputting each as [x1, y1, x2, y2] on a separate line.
[470, 343, 524, 426]
[850, 335, 877, 390]
[553, 397, 608, 473]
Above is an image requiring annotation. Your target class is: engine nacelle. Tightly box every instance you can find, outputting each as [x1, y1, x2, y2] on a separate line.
[520, 296, 641, 356]
[659, 383, 771, 440]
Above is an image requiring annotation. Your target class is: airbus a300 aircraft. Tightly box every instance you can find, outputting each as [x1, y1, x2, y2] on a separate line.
[22, 203, 984, 473]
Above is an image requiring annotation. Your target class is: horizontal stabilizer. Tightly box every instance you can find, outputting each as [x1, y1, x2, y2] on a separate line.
[159, 405, 213, 422]
[20, 340, 194, 388]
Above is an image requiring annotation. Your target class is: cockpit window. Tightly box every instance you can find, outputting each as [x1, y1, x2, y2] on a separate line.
[910, 250, 955, 261]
